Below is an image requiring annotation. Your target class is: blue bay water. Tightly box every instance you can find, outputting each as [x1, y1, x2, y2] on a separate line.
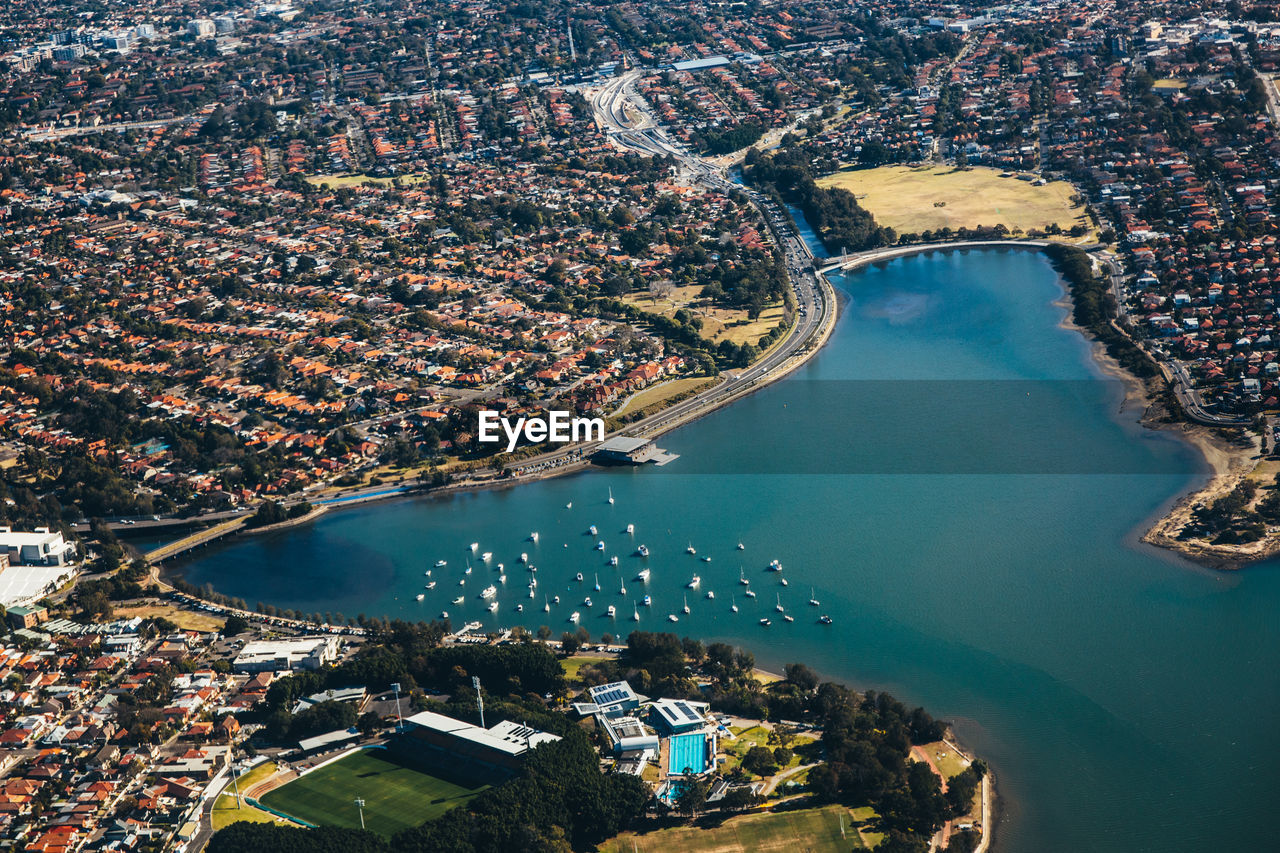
[177, 247, 1279, 852]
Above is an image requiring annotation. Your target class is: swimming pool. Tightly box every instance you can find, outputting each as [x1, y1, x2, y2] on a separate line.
[667, 733, 707, 775]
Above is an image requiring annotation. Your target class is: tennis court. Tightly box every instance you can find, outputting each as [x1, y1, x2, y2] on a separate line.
[667, 733, 708, 775]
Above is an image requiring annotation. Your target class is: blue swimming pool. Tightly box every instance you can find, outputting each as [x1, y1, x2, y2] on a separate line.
[667, 733, 707, 775]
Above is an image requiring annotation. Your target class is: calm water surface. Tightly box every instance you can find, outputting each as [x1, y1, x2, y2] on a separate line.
[178, 247, 1278, 852]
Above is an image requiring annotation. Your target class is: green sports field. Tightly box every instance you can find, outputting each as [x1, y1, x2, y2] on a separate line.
[599, 804, 869, 852]
[259, 749, 488, 836]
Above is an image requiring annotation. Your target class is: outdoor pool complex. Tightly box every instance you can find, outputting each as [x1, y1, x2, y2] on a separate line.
[667, 733, 708, 775]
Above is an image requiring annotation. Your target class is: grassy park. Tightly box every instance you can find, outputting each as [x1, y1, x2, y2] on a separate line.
[817, 164, 1092, 239]
[622, 284, 786, 348]
[259, 750, 488, 837]
[599, 804, 868, 852]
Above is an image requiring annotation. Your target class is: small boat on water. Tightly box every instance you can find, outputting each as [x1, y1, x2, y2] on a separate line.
[425, 569, 432, 576]
[465, 563, 473, 575]
[608, 487, 615, 505]
[783, 614, 794, 622]
[553, 595, 561, 604]
[595, 540, 606, 551]
[498, 574, 507, 584]
[759, 618, 771, 627]
[496, 563, 504, 571]
[594, 574, 601, 591]
[609, 555, 619, 566]
[739, 568, 750, 585]
[566, 502, 572, 509]
[481, 552, 492, 562]
[584, 597, 593, 607]
[780, 578, 789, 586]
[481, 585, 497, 599]
[632, 602, 641, 621]
[569, 611, 580, 624]
[529, 532, 539, 542]
[619, 583, 627, 595]
[516, 604, 523, 612]
[576, 572, 584, 582]
[809, 588, 820, 606]
[819, 614, 833, 625]
[589, 525, 598, 536]
[626, 523, 635, 534]
[453, 596, 464, 605]
[529, 577, 537, 588]
[775, 594, 785, 613]
[635, 568, 651, 582]
[544, 597, 551, 613]
[435, 559, 448, 567]
[607, 605, 616, 618]
[416, 594, 425, 601]
[701, 556, 712, 563]
[706, 590, 715, 600]
[519, 552, 528, 563]
[636, 544, 650, 557]
[767, 559, 783, 572]
[682, 595, 691, 615]
[529, 587, 536, 598]
[441, 611, 449, 619]
[487, 601, 499, 613]
[737, 542, 745, 551]
[744, 589, 757, 598]
[687, 575, 700, 589]
[686, 542, 696, 555]
[426, 581, 437, 590]
[643, 594, 652, 607]
[458, 579, 466, 586]
[668, 614, 679, 623]
[469, 542, 478, 552]
[731, 596, 739, 613]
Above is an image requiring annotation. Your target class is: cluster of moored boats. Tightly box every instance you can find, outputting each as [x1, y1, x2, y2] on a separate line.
[414, 489, 835, 627]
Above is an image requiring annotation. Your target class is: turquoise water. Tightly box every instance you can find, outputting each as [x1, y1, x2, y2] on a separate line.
[668, 733, 708, 775]
[176, 247, 1279, 852]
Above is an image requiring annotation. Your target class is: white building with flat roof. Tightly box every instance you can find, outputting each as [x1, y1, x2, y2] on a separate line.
[232, 636, 339, 672]
[0, 527, 76, 566]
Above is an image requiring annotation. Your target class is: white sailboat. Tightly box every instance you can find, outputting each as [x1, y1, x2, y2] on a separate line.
[632, 602, 641, 621]
[607, 605, 616, 618]
[608, 487, 615, 505]
[809, 587, 820, 606]
[544, 596, 551, 613]
[569, 611, 580, 624]
[731, 596, 739, 613]
[529, 531, 539, 542]
[416, 593, 425, 601]
[626, 523, 635, 534]
[775, 593, 785, 613]
[687, 575, 700, 589]
[594, 574, 601, 591]
[635, 568, 650, 582]
[682, 594, 691, 615]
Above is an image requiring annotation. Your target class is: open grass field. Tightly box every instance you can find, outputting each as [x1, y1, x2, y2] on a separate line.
[305, 172, 430, 189]
[260, 750, 488, 837]
[622, 285, 786, 348]
[560, 653, 613, 683]
[920, 741, 972, 780]
[817, 165, 1092, 240]
[613, 377, 715, 418]
[113, 602, 226, 632]
[212, 762, 281, 831]
[599, 805, 867, 853]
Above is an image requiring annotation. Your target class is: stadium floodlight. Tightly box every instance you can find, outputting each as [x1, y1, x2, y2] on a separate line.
[472, 676, 485, 728]
[354, 797, 366, 830]
[391, 682, 404, 733]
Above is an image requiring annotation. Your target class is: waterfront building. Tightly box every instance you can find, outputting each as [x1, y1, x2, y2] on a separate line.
[231, 636, 340, 672]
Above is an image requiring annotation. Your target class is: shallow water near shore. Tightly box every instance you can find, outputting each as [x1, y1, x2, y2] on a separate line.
[177, 247, 1279, 852]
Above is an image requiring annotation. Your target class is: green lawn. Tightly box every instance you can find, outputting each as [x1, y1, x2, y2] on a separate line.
[600, 805, 867, 852]
[212, 761, 282, 831]
[260, 750, 488, 836]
